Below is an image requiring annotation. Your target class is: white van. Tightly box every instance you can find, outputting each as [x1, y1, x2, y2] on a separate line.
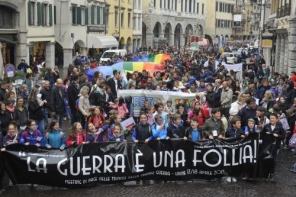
[100, 49, 127, 63]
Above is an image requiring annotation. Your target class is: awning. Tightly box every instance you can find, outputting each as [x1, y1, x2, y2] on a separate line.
[88, 35, 118, 49]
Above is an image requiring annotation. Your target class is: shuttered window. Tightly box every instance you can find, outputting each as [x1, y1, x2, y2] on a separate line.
[85, 8, 88, 25]
[77, 7, 81, 25]
[49, 4, 53, 26]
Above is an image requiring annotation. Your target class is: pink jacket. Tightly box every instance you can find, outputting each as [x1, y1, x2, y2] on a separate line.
[118, 103, 129, 119]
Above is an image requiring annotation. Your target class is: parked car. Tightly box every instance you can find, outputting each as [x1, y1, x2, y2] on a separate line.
[221, 52, 237, 64]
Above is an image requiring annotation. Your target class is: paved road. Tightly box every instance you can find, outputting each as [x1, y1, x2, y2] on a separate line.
[2, 144, 296, 197]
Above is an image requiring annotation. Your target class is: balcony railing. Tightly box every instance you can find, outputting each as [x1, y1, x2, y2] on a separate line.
[277, 3, 290, 18]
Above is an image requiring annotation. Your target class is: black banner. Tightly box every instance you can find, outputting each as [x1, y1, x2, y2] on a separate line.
[2, 134, 275, 188]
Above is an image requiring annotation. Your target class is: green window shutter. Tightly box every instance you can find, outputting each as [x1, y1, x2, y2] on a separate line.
[49, 4, 53, 26]
[72, 6, 76, 24]
[54, 6, 56, 25]
[91, 5, 95, 24]
[28, 1, 32, 25]
[37, 2, 41, 26]
[85, 8, 88, 25]
[97, 6, 100, 25]
[77, 7, 81, 25]
[103, 7, 106, 25]
[41, 3, 45, 26]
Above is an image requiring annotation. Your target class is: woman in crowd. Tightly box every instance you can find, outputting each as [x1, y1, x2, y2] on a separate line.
[28, 88, 46, 134]
[78, 86, 91, 129]
[229, 93, 246, 120]
[15, 97, 28, 132]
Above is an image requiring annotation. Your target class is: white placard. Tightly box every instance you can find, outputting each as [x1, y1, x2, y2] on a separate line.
[120, 117, 136, 130]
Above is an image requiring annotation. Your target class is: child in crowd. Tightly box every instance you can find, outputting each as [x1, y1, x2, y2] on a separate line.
[109, 124, 125, 142]
[19, 119, 44, 147]
[117, 97, 129, 120]
[152, 115, 169, 140]
[45, 120, 66, 150]
[2, 123, 19, 148]
[146, 106, 155, 126]
[225, 117, 245, 138]
[66, 122, 87, 147]
[245, 118, 259, 135]
[164, 100, 176, 119]
[88, 106, 104, 130]
[108, 114, 131, 141]
[188, 100, 205, 128]
[86, 122, 102, 143]
[185, 118, 200, 141]
[153, 103, 168, 124]
[132, 113, 153, 143]
[167, 114, 186, 140]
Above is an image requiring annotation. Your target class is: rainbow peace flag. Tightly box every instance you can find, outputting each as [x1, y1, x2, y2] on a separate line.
[148, 54, 171, 64]
[85, 62, 165, 81]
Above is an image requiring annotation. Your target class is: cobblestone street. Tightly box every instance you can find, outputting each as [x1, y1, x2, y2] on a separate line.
[2, 146, 296, 197]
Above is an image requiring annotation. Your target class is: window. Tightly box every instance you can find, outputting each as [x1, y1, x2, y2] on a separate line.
[81, 8, 85, 25]
[54, 6, 56, 25]
[202, 3, 204, 14]
[91, 5, 95, 24]
[185, 0, 187, 12]
[160, 0, 162, 9]
[189, 0, 192, 12]
[43, 3, 48, 26]
[193, 0, 195, 13]
[216, 2, 218, 12]
[197, 3, 199, 14]
[154, 0, 156, 8]
[100, 7, 104, 25]
[181, 0, 183, 11]
[128, 12, 131, 28]
[115, 8, 118, 27]
[175, 0, 177, 10]
[219, 2, 222, 12]
[133, 16, 136, 30]
[72, 6, 77, 25]
[164, 0, 166, 9]
[28, 1, 37, 26]
[0, 6, 13, 28]
[120, 9, 124, 27]
[168, 0, 171, 10]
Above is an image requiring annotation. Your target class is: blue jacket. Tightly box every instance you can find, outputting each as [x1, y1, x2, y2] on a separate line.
[19, 129, 44, 146]
[86, 133, 96, 143]
[45, 130, 66, 148]
[152, 123, 168, 139]
[225, 127, 245, 138]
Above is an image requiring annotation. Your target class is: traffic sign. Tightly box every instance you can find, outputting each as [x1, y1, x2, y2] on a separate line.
[4, 64, 15, 78]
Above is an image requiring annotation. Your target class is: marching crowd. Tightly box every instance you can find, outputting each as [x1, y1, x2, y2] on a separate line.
[0, 43, 296, 189]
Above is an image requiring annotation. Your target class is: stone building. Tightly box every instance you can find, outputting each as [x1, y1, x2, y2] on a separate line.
[142, 0, 206, 48]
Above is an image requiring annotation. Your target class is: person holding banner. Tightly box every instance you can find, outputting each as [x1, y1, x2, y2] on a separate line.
[152, 115, 169, 140]
[185, 118, 200, 141]
[202, 108, 225, 139]
[167, 114, 187, 140]
[66, 122, 87, 147]
[261, 113, 286, 182]
[19, 119, 44, 147]
[132, 114, 153, 143]
[44, 120, 66, 150]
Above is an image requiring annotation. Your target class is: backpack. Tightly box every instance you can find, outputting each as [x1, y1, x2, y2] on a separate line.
[75, 99, 79, 110]
[23, 130, 39, 139]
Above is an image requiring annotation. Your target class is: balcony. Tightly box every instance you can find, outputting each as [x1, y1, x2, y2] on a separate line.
[277, 3, 290, 18]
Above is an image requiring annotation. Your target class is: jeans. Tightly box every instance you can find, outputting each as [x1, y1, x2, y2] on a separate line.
[35, 119, 45, 135]
[56, 114, 64, 128]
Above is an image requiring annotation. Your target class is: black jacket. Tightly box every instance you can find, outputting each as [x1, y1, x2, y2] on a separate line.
[0, 111, 11, 133]
[238, 106, 257, 127]
[206, 89, 221, 108]
[261, 123, 285, 149]
[107, 78, 122, 99]
[40, 87, 54, 112]
[67, 82, 79, 108]
[167, 123, 186, 138]
[53, 87, 66, 115]
[133, 123, 152, 141]
[28, 100, 45, 120]
[89, 90, 109, 108]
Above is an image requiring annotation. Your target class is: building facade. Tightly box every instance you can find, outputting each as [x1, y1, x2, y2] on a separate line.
[205, 0, 235, 44]
[106, 0, 133, 52]
[0, 0, 55, 68]
[142, 0, 206, 48]
[268, 0, 295, 74]
[133, 0, 142, 52]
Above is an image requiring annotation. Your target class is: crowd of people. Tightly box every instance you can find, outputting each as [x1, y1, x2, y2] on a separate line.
[0, 43, 296, 190]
